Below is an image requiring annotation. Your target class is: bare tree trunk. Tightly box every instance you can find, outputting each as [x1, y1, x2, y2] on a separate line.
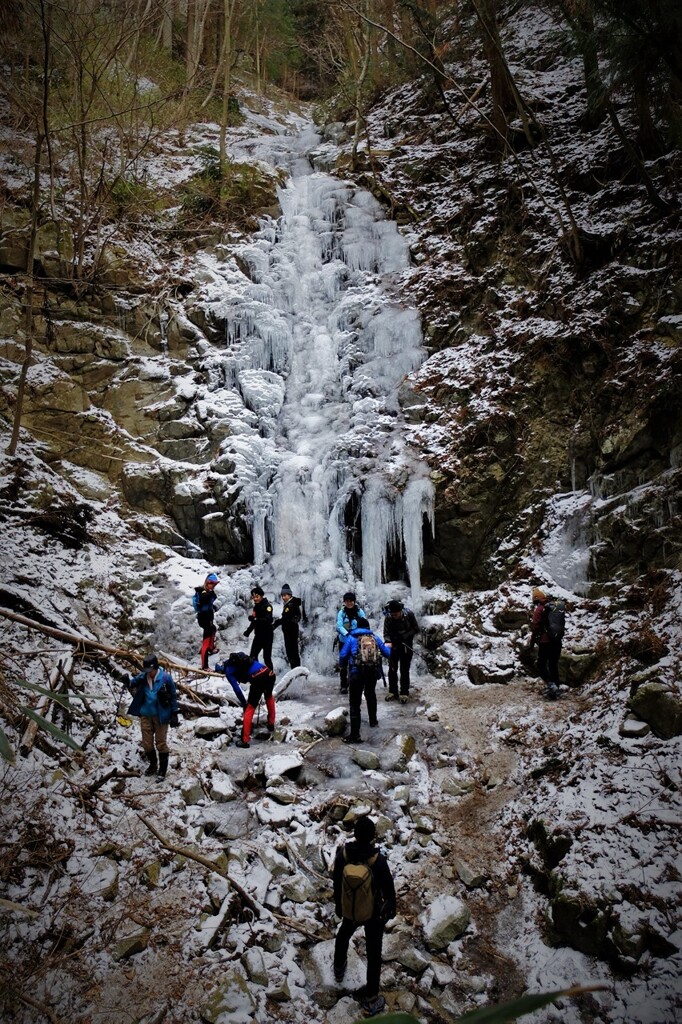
[162, 0, 174, 52]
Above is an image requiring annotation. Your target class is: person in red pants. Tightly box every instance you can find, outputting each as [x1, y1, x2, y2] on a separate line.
[216, 652, 276, 748]
[193, 572, 219, 669]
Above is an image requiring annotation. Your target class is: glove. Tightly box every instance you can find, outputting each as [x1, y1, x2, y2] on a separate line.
[215, 662, 225, 674]
[243, 629, 250, 637]
[170, 712, 179, 728]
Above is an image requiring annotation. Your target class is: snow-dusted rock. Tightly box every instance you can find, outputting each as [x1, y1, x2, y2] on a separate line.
[243, 946, 269, 987]
[255, 798, 299, 826]
[351, 748, 380, 770]
[452, 854, 487, 889]
[258, 846, 292, 878]
[421, 895, 471, 950]
[262, 750, 303, 783]
[194, 716, 229, 737]
[619, 714, 650, 738]
[325, 706, 348, 736]
[200, 972, 256, 1023]
[210, 774, 238, 802]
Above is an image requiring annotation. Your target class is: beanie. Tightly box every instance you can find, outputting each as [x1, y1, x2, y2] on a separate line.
[251, 586, 265, 597]
[356, 617, 370, 629]
[343, 591, 356, 602]
[387, 600, 403, 613]
[532, 587, 547, 602]
[280, 584, 293, 596]
[206, 572, 219, 583]
[353, 816, 376, 844]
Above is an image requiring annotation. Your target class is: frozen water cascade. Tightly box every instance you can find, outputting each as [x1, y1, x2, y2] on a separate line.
[190, 119, 433, 627]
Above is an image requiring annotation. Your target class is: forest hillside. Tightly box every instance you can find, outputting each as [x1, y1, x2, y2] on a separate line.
[0, 4, 680, 1024]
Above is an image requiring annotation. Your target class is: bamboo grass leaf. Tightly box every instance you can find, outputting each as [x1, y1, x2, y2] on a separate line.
[20, 708, 82, 751]
[0, 724, 15, 763]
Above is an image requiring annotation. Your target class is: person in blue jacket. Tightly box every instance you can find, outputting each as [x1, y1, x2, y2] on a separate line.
[339, 618, 392, 743]
[193, 572, 219, 669]
[128, 654, 180, 779]
[336, 592, 366, 694]
[216, 652, 276, 748]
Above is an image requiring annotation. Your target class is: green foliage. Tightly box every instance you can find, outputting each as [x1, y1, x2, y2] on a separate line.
[0, 680, 104, 763]
[108, 177, 160, 221]
[350, 986, 604, 1024]
[179, 148, 279, 226]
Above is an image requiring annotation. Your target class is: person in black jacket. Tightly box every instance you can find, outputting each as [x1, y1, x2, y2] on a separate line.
[383, 600, 419, 703]
[332, 816, 396, 1017]
[273, 583, 302, 668]
[243, 586, 274, 670]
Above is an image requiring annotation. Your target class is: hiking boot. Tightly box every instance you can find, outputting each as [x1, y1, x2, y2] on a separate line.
[234, 738, 250, 748]
[144, 752, 158, 776]
[333, 959, 347, 984]
[343, 735, 362, 744]
[267, 723, 275, 733]
[157, 752, 169, 779]
[545, 685, 559, 700]
[360, 994, 386, 1017]
[339, 686, 349, 695]
[385, 693, 397, 703]
[369, 719, 378, 727]
[399, 695, 409, 704]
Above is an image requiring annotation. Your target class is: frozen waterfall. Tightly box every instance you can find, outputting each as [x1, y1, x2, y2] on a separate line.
[193, 119, 434, 619]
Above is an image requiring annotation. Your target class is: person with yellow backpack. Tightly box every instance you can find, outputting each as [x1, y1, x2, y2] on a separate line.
[332, 816, 396, 1017]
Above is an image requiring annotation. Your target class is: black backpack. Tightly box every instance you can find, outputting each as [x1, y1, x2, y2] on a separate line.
[545, 599, 566, 640]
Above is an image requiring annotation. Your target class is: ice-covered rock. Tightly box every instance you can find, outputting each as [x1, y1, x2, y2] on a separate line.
[421, 895, 471, 950]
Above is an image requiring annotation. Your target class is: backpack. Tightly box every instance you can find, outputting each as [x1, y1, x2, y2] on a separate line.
[545, 599, 566, 640]
[192, 590, 200, 613]
[356, 633, 380, 668]
[341, 850, 378, 922]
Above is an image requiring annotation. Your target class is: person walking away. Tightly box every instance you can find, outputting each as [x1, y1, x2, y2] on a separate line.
[332, 815, 396, 1017]
[194, 572, 219, 670]
[216, 652, 276, 748]
[128, 654, 180, 779]
[273, 583, 302, 668]
[243, 587, 274, 670]
[339, 618, 392, 743]
[530, 587, 565, 699]
[336, 592, 366, 694]
[382, 600, 419, 703]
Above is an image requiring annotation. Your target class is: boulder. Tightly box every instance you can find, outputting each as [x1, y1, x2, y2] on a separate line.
[421, 895, 471, 950]
[629, 681, 682, 738]
[112, 928, 151, 961]
[325, 707, 348, 736]
[200, 972, 256, 1023]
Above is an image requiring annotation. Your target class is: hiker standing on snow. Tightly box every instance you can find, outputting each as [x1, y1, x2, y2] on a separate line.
[194, 572, 219, 670]
[336, 591, 366, 694]
[243, 586, 274, 670]
[332, 815, 396, 1018]
[216, 652, 276, 748]
[273, 583, 302, 668]
[530, 587, 565, 700]
[382, 600, 420, 704]
[128, 654, 179, 779]
[339, 618, 392, 743]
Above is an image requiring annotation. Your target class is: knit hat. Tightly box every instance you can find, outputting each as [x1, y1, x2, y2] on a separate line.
[387, 600, 403, 613]
[205, 572, 219, 584]
[280, 584, 293, 596]
[532, 587, 547, 602]
[343, 591, 356, 602]
[356, 617, 370, 629]
[353, 816, 376, 843]
[251, 586, 265, 597]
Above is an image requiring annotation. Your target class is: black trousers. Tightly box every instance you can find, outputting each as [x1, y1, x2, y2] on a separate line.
[538, 639, 562, 685]
[348, 671, 378, 737]
[250, 629, 273, 670]
[334, 916, 385, 998]
[387, 645, 412, 696]
[282, 624, 300, 668]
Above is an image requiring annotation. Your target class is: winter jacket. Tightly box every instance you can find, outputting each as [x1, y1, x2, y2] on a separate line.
[274, 596, 302, 630]
[531, 600, 551, 645]
[339, 628, 392, 678]
[336, 605, 366, 642]
[128, 668, 178, 724]
[333, 840, 396, 921]
[244, 599, 274, 637]
[218, 656, 274, 709]
[194, 586, 217, 618]
[382, 609, 419, 648]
